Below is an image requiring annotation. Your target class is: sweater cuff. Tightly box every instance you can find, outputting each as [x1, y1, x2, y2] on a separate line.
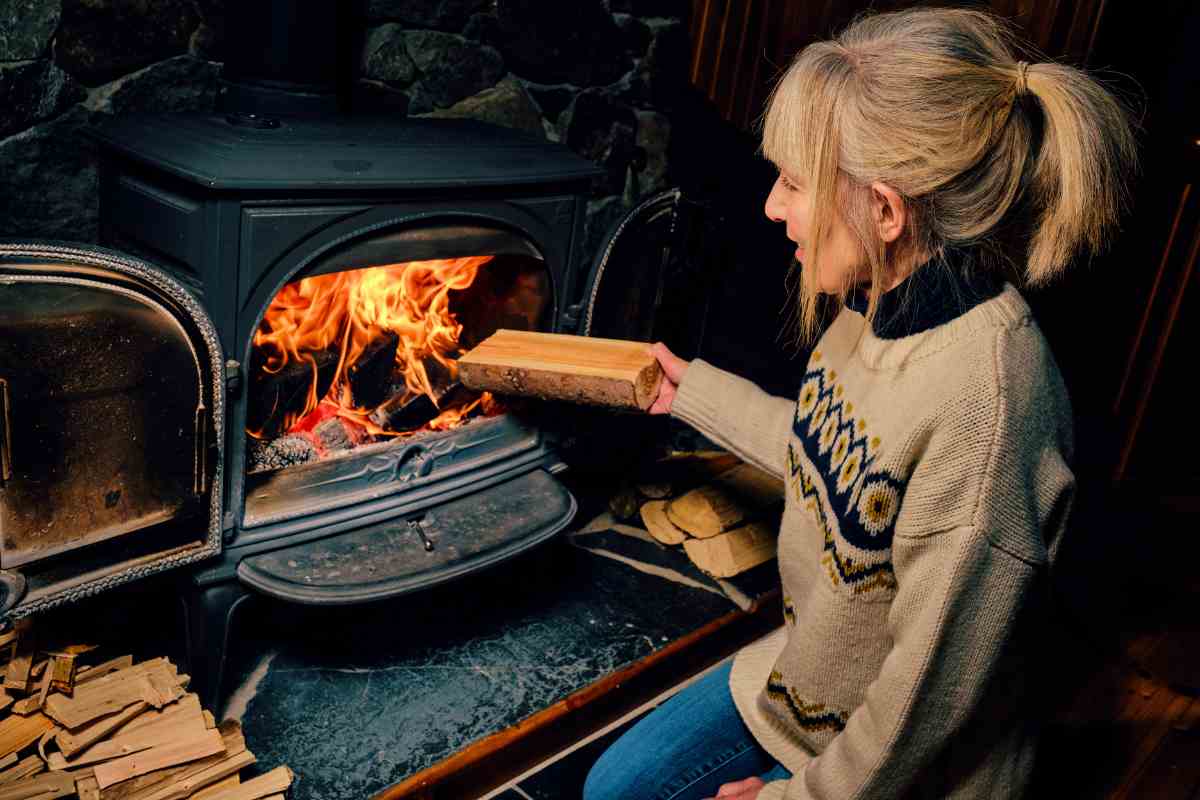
[670, 358, 734, 441]
[757, 779, 789, 800]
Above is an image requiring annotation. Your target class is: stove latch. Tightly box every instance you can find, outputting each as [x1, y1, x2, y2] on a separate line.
[407, 517, 435, 552]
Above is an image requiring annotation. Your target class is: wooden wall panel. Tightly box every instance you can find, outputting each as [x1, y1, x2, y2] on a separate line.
[688, 0, 1109, 131]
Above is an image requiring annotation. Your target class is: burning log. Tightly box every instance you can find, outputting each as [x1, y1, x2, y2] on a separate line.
[246, 348, 339, 440]
[348, 331, 400, 409]
[369, 354, 462, 433]
[368, 383, 474, 433]
[457, 330, 663, 411]
[369, 393, 436, 433]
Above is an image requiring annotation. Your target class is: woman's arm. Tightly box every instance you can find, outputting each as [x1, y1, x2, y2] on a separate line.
[649, 343, 796, 480]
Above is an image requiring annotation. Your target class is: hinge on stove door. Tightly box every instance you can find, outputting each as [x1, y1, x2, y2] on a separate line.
[561, 303, 584, 333]
[0, 571, 26, 617]
[0, 378, 12, 485]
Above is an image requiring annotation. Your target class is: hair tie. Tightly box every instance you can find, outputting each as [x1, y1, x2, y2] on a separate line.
[1014, 61, 1031, 95]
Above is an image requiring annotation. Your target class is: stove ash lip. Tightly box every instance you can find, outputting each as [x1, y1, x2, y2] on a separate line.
[239, 412, 544, 533]
[233, 468, 577, 606]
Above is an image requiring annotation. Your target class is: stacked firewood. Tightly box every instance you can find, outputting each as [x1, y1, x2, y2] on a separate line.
[612, 454, 785, 578]
[0, 624, 293, 800]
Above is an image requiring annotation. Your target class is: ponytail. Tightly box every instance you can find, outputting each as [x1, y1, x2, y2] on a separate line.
[1021, 62, 1137, 283]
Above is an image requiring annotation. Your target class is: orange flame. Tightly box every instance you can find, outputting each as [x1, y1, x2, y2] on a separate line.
[251, 256, 497, 438]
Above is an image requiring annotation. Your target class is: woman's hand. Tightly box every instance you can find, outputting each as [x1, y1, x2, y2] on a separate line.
[648, 342, 690, 415]
[705, 776, 766, 800]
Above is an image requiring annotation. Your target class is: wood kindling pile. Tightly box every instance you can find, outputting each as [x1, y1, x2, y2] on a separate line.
[631, 457, 785, 578]
[0, 626, 296, 800]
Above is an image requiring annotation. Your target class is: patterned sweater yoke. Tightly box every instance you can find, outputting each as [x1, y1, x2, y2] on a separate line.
[670, 262, 1075, 800]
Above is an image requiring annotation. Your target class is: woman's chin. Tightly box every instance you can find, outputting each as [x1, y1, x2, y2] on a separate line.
[816, 276, 845, 295]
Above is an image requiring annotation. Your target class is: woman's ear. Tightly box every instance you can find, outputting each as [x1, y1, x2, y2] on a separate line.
[869, 182, 908, 243]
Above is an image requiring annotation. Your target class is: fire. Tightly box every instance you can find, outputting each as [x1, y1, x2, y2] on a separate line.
[250, 256, 498, 440]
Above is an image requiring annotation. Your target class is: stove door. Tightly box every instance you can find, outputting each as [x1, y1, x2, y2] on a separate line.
[0, 243, 224, 616]
[572, 188, 725, 360]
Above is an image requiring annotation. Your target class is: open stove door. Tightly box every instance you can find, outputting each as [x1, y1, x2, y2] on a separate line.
[569, 188, 724, 358]
[552, 189, 725, 468]
[0, 243, 225, 618]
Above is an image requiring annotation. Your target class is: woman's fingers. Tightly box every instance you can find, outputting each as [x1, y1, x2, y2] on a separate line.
[646, 341, 689, 415]
[708, 776, 767, 799]
[646, 342, 688, 415]
[650, 342, 690, 384]
[648, 377, 676, 415]
[716, 778, 754, 796]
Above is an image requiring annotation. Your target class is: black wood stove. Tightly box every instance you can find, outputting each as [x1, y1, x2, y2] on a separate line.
[0, 3, 722, 710]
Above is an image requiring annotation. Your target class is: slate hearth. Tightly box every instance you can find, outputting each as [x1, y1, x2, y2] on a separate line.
[225, 534, 737, 799]
[39, 485, 755, 800]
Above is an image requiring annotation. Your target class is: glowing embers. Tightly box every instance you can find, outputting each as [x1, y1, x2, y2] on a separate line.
[245, 255, 548, 474]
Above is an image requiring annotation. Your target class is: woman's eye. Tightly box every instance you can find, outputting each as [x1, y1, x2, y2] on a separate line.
[780, 175, 797, 191]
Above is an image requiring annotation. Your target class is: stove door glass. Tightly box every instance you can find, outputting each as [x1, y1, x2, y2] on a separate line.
[0, 273, 210, 568]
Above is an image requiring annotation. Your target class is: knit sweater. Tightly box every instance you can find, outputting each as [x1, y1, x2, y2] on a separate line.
[670, 264, 1075, 799]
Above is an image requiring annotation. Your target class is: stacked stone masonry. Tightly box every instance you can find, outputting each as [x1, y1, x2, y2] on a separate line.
[0, 0, 683, 251]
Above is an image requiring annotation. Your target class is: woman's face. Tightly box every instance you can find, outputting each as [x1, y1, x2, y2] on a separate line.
[764, 171, 864, 294]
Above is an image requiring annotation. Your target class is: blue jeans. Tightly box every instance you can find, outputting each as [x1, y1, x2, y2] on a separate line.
[584, 661, 791, 800]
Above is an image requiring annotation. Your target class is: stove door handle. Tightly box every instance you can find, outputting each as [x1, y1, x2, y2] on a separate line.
[0, 377, 11, 485]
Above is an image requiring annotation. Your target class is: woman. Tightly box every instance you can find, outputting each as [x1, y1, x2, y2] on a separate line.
[585, 8, 1135, 800]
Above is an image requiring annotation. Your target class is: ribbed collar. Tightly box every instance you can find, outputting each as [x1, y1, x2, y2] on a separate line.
[844, 248, 1006, 339]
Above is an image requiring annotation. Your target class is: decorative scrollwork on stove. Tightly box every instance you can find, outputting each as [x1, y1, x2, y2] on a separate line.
[365, 433, 483, 488]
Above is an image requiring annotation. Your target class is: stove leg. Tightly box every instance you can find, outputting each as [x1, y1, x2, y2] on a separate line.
[183, 581, 252, 718]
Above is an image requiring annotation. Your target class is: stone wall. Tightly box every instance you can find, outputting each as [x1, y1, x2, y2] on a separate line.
[0, 0, 687, 249]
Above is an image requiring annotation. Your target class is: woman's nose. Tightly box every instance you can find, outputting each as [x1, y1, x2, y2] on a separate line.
[764, 182, 786, 223]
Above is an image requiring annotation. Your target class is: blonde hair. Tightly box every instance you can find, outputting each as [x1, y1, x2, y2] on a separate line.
[762, 8, 1137, 342]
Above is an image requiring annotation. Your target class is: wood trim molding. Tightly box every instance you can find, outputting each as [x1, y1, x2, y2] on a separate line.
[1114, 211, 1200, 483]
[1114, 183, 1192, 415]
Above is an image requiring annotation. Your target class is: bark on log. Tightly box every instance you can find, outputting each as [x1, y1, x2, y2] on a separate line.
[457, 330, 662, 411]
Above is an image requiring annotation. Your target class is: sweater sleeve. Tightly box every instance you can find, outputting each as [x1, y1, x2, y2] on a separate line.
[669, 359, 796, 480]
